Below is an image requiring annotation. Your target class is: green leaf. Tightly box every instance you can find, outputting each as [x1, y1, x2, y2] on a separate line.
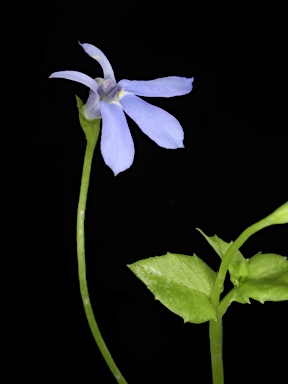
[232, 253, 288, 304]
[247, 253, 288, 280]
[128, 252, 217, 324]
[196, 229, 249, 286]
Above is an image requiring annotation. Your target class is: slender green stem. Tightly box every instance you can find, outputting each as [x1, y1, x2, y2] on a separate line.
[76, 134, 128, 383]
[209, 316, 224, 384]
[217, 288, 237, 318]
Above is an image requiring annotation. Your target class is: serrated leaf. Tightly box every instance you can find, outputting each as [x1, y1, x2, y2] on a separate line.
[196, 229, 229, 259]
[196, 228, 249, 286]
[247, 253, 288, 280]
[232, 253, 288, 304]
[128, 252, 217, 324]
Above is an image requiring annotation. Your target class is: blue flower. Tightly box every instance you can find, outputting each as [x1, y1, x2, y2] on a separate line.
[49, 43, 193, 175]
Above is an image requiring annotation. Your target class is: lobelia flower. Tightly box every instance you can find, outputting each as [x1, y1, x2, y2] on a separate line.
[49, 43, 194, 176]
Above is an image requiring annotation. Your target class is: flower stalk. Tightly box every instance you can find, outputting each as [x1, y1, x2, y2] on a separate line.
[76, 105, 127, 383]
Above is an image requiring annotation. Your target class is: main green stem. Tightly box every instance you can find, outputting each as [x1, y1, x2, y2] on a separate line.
[76, 134, 128, 384]
[208, 210, 282, 384]
[209, 316, 224, 384]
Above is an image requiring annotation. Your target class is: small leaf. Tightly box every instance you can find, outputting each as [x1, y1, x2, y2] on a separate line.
[232, 253, 288, 304]
[196, 229, 228, 259]
[247, 253, 288, 280]
[196, 229, 249, 286]
[128, 253, 217, 323]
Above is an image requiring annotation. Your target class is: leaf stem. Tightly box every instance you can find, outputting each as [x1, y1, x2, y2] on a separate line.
[217, 288, 237, 317]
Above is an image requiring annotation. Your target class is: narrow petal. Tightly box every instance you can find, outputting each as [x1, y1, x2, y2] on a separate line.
[118, 77, 193, 97]
[100, 101, 135, 176]
[49, 70, 99, 94]
[83, 90, 101, 120]
[79, 42, 116, 82]
[120, 93, 184, 149]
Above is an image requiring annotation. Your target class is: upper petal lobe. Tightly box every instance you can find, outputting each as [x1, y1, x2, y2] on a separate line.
[79, 42, 116, 82]
[49, 70, 99, 94]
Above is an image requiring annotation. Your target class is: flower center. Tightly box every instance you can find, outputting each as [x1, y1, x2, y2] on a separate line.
[96, 77, 121, 103]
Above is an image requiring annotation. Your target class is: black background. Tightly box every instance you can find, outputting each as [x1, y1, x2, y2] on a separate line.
[18, 2, 287, 383]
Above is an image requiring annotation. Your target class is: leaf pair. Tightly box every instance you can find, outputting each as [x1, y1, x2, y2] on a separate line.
[198, 229, 288, 304]
[232, 252, 288, 304]
[128, 232, 288, 324]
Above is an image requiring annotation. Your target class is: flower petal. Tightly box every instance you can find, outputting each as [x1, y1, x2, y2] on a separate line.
[83, 90, 101, 120]
[120, 93, 184, 149]
[49, 70, 99, 94]
[79, 42, 116, 82]
[118, 77, 193, 97]
[100, 101, 135, 176]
